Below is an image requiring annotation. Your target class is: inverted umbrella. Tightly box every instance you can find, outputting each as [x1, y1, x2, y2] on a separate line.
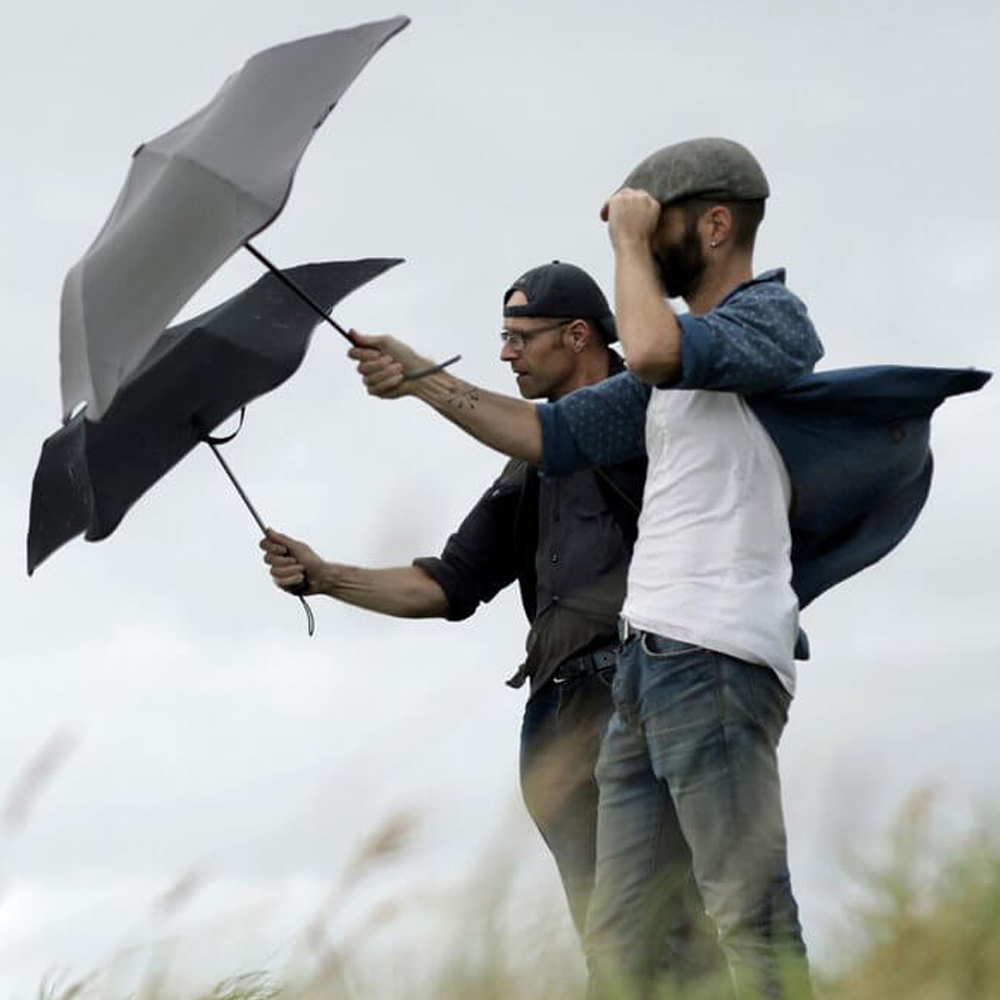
[30, 259, 402, 631]
[60, 16, 411, 423]
[36, 17, 461, 633]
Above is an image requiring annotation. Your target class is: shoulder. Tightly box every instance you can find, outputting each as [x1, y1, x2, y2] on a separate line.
[718, 269, 811, 322]
[559, 370, 651, 409]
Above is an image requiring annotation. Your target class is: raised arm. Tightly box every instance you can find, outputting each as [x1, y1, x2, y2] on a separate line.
[602, 188, 683, 385]
[348, 333, 544, 463]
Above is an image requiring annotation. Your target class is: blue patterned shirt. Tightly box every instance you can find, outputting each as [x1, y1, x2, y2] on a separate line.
[538, 269, 824, 474]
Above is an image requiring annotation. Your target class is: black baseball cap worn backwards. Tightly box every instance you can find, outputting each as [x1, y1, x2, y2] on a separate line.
[503, 261, 617, 344]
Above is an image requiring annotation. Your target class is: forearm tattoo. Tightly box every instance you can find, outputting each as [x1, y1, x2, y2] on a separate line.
[447, 382, 480, 411]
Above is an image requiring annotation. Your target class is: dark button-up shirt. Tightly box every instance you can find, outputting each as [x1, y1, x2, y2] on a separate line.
[522, 466, 632, 690]
[414, 354, 645, 695]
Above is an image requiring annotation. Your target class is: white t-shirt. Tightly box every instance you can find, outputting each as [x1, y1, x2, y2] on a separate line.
[622, 386, 800, 694]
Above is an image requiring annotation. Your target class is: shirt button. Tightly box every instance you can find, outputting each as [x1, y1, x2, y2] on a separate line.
[550, 552, 560, 564]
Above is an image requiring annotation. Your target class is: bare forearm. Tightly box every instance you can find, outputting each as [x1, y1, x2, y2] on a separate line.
[614, 242, 683, 384]
[315, 563, 449, 618]
[408, 370, 544, 463]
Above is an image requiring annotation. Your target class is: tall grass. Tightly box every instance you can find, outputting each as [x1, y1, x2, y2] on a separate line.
[24, 791, 1000, 1000]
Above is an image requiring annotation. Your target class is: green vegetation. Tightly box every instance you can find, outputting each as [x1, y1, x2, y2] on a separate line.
[30, 798, 1000, 1000]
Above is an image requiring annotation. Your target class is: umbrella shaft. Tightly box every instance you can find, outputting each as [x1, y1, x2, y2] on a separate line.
[244, 242, 352, 342]
[204, 439, 315, 637]
[205, 440, 266, 533]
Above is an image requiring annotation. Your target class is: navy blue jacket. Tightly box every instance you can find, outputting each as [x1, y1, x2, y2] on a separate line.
[536, 272, 991, 645]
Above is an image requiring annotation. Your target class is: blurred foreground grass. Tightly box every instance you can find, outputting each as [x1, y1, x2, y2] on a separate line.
[31, 795, 1000, 1000]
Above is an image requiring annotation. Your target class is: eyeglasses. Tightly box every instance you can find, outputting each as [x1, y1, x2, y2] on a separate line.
[499, 319, 572, 351]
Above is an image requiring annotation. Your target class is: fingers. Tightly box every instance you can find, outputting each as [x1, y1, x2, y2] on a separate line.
[260, 527, 309, 592]
[347, 336, 403, 395]
[263, 550, 297, 568]
[347, 345, 383, 363]
[348, 329, 385, 351]
[271, 565, 308, 592]
[604, 187, 661, 247]
[353, 352, 405, 396]
[264, 546, 308, 590]
[260, 527, 296, 555]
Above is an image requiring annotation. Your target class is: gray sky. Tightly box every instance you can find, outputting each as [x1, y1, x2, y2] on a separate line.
[1, 0, 999, 995]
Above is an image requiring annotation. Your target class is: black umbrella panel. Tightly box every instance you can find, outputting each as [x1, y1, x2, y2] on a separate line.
[29, 258, 403, 631]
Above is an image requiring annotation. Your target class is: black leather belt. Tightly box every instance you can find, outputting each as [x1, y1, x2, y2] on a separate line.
[551, 646, 618, 684]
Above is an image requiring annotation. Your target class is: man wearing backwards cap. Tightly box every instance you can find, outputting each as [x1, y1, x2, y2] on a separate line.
[345, 136, 821, 999]
[262, 261, 721, 978]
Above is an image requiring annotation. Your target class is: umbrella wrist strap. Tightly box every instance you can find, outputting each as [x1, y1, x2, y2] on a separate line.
[202, 407, 247, 446]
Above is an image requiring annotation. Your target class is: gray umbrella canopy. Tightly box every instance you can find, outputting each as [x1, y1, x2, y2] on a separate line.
[60, 16, 409, 422]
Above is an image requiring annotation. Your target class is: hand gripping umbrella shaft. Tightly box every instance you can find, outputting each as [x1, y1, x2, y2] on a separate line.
[202, 430, 314, 637]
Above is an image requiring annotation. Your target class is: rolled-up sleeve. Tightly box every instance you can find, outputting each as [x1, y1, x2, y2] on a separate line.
[537, 371, 650, 475]
[672, 277, 824, 394]
[412, 461, 525, 621]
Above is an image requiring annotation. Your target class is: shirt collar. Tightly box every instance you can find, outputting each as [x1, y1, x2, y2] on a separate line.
[715, 267, 787, 309]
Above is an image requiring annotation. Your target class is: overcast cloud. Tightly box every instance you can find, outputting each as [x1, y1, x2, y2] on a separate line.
[1, 0, 998, 995]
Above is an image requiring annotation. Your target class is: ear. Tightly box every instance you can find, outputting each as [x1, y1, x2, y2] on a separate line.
[705, 205, 733, 249]
[566, 319, 590, 353]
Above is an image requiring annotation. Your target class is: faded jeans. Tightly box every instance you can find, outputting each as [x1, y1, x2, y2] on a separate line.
[521, 667, 724, 984]
[584, 630, 811, 999]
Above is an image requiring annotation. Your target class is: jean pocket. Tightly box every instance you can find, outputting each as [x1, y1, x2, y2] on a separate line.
[639, 631, 702, 659]
[743, 661, 791, 734]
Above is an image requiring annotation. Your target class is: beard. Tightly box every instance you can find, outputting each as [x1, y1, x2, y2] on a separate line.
[655, 220, 707, 300]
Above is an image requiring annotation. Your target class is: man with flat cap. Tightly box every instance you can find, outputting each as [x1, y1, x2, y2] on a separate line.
[345, 137, 820, 998]
[313, 136, 986, 996]
[262, 261, 720, 979]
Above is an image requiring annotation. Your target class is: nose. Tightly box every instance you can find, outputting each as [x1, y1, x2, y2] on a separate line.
[500, 340, 519, 362]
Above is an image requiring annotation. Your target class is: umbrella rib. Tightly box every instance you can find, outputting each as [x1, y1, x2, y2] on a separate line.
[205, 437, 315, 637]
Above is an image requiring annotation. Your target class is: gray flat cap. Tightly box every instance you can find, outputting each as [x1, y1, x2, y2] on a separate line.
[623, 137, 769, 205]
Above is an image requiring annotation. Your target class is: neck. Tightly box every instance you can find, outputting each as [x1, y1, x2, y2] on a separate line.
[685, 252, 754, 315]
[547, 348, 611, 402]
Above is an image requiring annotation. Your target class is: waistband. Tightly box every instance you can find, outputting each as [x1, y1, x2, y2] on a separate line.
[551, 644, 618, 684]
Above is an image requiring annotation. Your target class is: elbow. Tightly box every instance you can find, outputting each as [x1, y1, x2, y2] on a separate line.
[619, 314, 683, 385]
[517, 406, 545, 465]
[624, 346, 682, 386]
[407, 568, 451, 618]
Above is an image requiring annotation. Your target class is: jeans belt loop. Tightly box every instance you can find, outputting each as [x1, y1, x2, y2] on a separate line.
[617, 617, 633, 644]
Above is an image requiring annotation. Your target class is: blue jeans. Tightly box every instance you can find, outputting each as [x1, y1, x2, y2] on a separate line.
[521, 667, 724, 983]
[584, 631, 811, 999]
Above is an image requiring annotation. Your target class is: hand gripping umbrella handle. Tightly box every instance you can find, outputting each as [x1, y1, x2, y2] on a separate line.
[200, 420, 315, 637]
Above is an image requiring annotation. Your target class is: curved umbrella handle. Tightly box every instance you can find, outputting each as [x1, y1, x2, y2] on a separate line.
[296, 593, 316, 637]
